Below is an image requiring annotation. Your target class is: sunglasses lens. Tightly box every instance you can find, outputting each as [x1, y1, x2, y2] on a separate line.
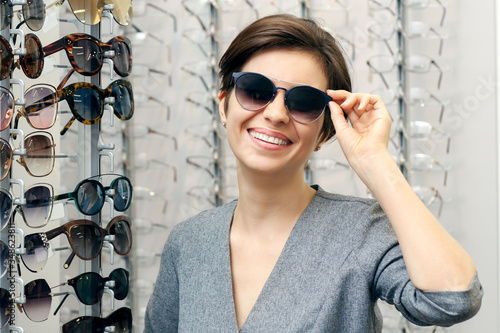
[24, 279, 51, 322]
[21, 234, 49, 273]
[0, 288, 10, 328]
[21, 35, 43, 78]
[234, 73, 275, 111]
[112, 177, 132, 211]
[0, 241, 7, 278]
[74, 88, 102, 121]
[23, 0, 45, 31]
[0, 189, 12, 230]
[107, 307, 133, 332]
[111, 83, 133, 120]
[0, 0, 11, 31]
[111, 40, 131, 76]
[0, 38, 12, 80]
[24, 85, 57, 129]
[76, 180, 104, 215]
[112, 0, 132, 26]
[109, 219, 132, 255]
[0, 139, 11, 181]
[286, 86, 327, 123]
[23, 184, 53, 227]
[24, 133, 54, 177]
[74, 272, 104, 305]
[0, 87, 14, 131]
[67, 0, 103, 25]
[109, 269, 129, 300]
[73, 39, 102, 73]
[62, 316, 104, 333]
[69, 224, 102, 259]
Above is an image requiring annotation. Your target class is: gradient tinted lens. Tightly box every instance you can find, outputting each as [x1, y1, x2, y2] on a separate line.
[23, 279, 52, 322]
[23, 184, 53, 227]
[109, 269, 129, 300]
[0, 189, 12, 230]
[111, 83, 133, 119]
[286, 86, 327, 123]
[74, 272, 104, 305]
[69, 224, 102, 259]
[67, 0, 103, 25]
[21, 35, 43, 78]
[24, 133, 54, 176]
[74, 88, 102, 121]
[111, 39, 131, 75]
[0, 139, 12, 181]
[23, 0, 45, 31]
[0, 241, 7, 278]
[107, 307, 133, 332]
[76, 180, 104, 215]
[21, 233, 49, 272]
[112, 0, 132, 26]
[0, 0, 10, 31]
[111, 177, 132, 211]
[234, 73, 275, 110]
[0, 87, 14, 131]
[109, 219, 131, 255]
[24, 85, 57, 129]
[0, 288, 11, 328]
[72, 39, 102, 73]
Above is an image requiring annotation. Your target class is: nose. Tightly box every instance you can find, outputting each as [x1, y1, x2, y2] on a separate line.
[262, 88, 290, 124]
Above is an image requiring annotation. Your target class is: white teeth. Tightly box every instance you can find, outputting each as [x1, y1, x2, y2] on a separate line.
[249, 130, 290, 146]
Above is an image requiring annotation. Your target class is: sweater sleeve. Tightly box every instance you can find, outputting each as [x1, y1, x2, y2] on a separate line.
[373, 244, 483, 327]
[144, 228, 180, 333]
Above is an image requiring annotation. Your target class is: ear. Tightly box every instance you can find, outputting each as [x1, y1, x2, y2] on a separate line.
[218, 91, 227, 123]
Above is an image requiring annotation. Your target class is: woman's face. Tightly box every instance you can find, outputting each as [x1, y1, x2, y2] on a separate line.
[219, 48, 328, 179]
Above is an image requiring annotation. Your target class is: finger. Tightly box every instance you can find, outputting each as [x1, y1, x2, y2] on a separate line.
[327, 89, 351, 104]
[329, 101, 350, 134]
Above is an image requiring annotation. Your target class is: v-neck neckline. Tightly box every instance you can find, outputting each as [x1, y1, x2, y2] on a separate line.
[224, 186, 321, 332]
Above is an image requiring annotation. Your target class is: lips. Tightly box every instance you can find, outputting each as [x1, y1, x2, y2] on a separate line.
[248, 130, 291, 146]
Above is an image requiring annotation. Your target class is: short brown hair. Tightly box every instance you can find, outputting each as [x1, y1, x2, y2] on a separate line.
[218, 14, 351, 144]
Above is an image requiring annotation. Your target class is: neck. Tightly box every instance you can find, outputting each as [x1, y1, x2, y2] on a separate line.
[233, 165, 316, 235]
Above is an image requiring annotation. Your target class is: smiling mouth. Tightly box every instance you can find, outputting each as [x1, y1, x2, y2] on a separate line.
[249, 130, 291, 146]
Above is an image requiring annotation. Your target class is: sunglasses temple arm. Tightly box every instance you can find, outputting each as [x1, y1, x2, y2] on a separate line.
[63, 251, 76, 269]
[60, 116, 76, 136]
[42, 37, 65, 58]
[52, 292, 70, 316]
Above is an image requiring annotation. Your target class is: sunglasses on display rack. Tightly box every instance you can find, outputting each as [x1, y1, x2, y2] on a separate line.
[0, 241, 7, 278]
[232, 72, 332, 124]
[1, 183, 54, 230]
[53, 268, 129, 315]
[57, 0, 132, 26]
[0, 0, 45, 31]
[0, 131, 56, 181]
[20, 216, 132, 272]
[53, 174, 133, 215]
[0, 86, 14, 131]
[0, 278, 52, 322]
[4, 84, 58, 131]
[62, 307, 132, 333]
[16, 69, 134, 135]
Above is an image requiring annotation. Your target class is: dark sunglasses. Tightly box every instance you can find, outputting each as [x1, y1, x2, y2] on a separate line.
[62, 307, 132, 333]
[1, 0, 45, 31]
[21, 216, 132, 271]
[53, 268, 129, 315]
[1, 34, 44, 80]
[232, 71, 332, 124]
[0, 131, 56, 181]
[42, 33, 132, 77]
[0, 240, 7, 278]
[61, 0, 132, 26]
[0, 279, 53, 322]
[54, 174, 133, 215]
[1, 183, 54, 230]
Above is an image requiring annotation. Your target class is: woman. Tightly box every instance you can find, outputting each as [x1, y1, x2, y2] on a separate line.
[145, 14, 482, 332]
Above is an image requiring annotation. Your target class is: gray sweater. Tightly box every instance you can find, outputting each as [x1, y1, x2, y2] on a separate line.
[144, 186, 482, 332]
